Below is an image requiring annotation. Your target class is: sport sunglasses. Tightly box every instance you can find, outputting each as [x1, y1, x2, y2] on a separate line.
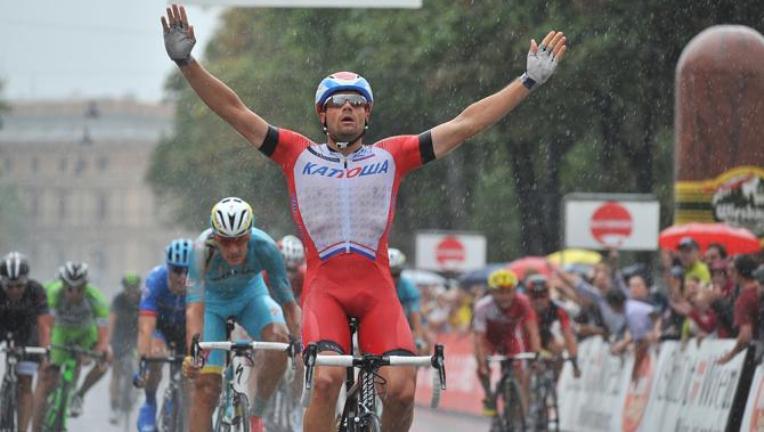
[323, 94, 369, 109]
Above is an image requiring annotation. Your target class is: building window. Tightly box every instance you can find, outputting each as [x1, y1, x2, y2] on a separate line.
[97, 156, 109, 172]
[3, 158, 11, 174]
[97, 194, 108, 221]
[30, 191, 39, 220]
[31, 157, 39, 173]
[58, 192, 68, 221]
[75, 158, 87, 176]
[59, 158, 68, 173]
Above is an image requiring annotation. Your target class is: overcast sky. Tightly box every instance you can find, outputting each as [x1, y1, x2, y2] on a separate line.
[0, 0, 222, 102]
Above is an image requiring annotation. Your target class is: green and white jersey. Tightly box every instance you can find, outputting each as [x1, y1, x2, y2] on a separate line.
[45, 280, 109, 328]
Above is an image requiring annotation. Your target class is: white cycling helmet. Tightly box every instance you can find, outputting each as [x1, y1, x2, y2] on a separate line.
[388, 248, 406, 274]
[210, 197, 254, 238]
[60, 261, 88, 287]
[278, 235, 305, 268]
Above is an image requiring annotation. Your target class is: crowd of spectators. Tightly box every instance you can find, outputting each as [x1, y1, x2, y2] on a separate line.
[410, 236, 764, 364]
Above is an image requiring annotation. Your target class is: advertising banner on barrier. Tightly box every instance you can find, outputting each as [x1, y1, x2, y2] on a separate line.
[415, 332, 484, 415]
[640, 339, 743, 432]
[557, 337, 634, 432]
[740, 362, 764, 431]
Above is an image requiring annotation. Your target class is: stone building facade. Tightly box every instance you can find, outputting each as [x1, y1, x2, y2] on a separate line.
[0, 99, 191, 294]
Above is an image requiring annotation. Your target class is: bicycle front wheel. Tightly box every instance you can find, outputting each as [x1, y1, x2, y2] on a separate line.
[497, 378, 525, 432]
[0, 376, 18, 431]
[158, 387, 180, 432]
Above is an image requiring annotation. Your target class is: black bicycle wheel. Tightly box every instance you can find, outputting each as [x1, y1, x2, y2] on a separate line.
[158, 386, 178, 432]
[338, 386, 360, 432]
[234, 393, 250, 432]
[542, 380, 559, 432]
[0, 376, 17, 431]
[365, 413, 382, 432]
[496, 377, 525, 432]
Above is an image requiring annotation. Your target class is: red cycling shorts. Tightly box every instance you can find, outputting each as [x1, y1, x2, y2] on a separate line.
[301, 253, 415, 355]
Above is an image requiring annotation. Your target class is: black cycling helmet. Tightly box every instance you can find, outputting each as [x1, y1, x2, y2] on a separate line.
[0, 252, 30, 283]
[525, 274, 549, 295]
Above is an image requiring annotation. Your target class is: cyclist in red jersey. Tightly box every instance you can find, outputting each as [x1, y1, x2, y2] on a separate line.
[277, 235, 307, 302]
[524, 274, 581, 378]
[161, 5, 566, 430]
[473, 269, 541, 417]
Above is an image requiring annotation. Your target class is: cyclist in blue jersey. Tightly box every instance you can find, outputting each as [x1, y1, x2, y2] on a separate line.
[388, 248, 429, 354]
[134, 239, 192, 432]
[182, 197, 301, 432]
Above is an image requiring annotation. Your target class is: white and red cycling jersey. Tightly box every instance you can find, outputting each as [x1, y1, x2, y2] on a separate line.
[259, 126, 435, 354]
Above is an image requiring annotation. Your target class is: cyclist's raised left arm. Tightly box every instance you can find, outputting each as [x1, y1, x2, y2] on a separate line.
[430, 31, 567, 159]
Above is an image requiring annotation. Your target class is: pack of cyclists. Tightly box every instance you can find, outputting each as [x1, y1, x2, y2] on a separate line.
[0, 4, 568, 431]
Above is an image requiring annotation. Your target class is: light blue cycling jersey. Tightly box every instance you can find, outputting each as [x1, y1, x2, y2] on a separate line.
[187, 227, 293, 371]
[186, 228, 294, 306]
[396, 275, 421, 316]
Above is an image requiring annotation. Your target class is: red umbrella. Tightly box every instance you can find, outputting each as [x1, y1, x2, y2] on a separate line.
[659, 222, 762, 254]
[506, 256, 557, 281]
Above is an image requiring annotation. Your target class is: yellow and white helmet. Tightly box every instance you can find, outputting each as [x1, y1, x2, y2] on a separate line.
[210, 197, 254, 238]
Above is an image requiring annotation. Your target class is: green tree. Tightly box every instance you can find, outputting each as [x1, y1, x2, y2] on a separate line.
[149, 0, 764, 261]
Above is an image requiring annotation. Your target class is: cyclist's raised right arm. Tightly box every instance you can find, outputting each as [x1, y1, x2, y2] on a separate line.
[162, 4, 269, 149]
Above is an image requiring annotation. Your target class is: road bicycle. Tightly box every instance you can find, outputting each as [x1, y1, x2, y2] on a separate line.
[527, 355, 577, 432]
[0, 333, 47, 431]
[113, 349, 139, 431]
[41, 344, 105, 432]
[302, 317, 446, 432]
[191, 317, 301, 432]
[485, 352, 537, 432]
[136, 352, 187, 432]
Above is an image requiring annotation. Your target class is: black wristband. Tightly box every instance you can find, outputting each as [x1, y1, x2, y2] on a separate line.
[175, 55, 195, 67]
[520, 72, 536, 90]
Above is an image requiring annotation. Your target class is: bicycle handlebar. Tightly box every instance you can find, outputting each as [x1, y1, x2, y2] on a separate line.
[301, 343, 447, 409]
[1, 345, 48, 356]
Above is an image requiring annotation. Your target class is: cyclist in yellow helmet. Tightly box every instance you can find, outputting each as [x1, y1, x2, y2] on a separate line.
[473, 268, 541, 416]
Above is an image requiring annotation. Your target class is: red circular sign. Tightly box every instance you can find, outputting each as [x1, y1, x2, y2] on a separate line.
[436, 236, 465, 266]
[590, 202, 633, 247]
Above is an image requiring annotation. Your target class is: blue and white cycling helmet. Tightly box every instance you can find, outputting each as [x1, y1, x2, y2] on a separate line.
[166, 238, 193, 268]
[315, 71, 374, 114]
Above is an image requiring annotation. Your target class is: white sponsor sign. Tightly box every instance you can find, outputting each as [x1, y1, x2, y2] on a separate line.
[181, 0, 422, 8]
[741, 363, 764, 431]
[564, 194, 660, 251]
[639, 340, 744, 432]
[415, 231, 486, 273]
[557, 337, 634, 432]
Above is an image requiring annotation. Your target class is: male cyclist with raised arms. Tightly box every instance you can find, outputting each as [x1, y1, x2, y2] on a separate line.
[32, 262, 111, 432]
[389, 248, 429, 353]
[108, 272, 142, 424]
[183, 197, 301, 432]
[524, 274, 581, 378]
[0, 252, 51, 432]
[160, 6, 566, 429]
[473, 269, 541, 417]
[134, 239, 192, 432]
[277, 235, 306, 302]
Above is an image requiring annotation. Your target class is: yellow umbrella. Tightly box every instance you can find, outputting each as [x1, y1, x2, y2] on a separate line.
[547, 248, 602, 265]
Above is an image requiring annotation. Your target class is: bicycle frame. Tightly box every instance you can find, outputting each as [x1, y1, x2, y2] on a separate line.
[1, 337, 46, 431]
[138, 355, 186, 432]
[487, 353, 536, 432]
[42, 345, 104, 432]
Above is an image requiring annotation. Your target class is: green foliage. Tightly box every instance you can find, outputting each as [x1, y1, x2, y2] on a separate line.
[149, 0, 764, 258]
